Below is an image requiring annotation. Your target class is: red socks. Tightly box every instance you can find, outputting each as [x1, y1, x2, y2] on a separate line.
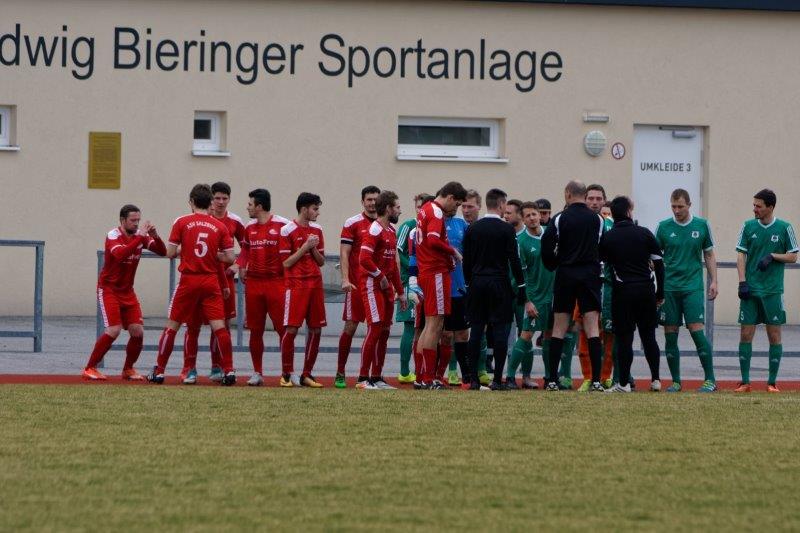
[123, 335, 143, 370]
[183, 327, 199, 370]
[375, 328, 391, 377]
[337, 331, 354, 374]
[213, 327, 234, 373]
[303, 330, 321, 377]
[436, 342, 452, 382]
[360, 325, 380, 377]
[86, 333, 115, 369]
[422, 348, 438, 383]
[155, 328, 177, 373]
[249, 329, 264, 375]
[210, 330, 222, 368]
[412, 339, 422, 380]
[280, 330, 296, 375]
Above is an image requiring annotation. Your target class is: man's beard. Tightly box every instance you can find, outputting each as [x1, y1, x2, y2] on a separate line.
[389, 214, 399, 224]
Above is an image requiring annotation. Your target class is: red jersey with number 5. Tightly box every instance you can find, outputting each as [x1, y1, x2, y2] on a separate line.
[168, 213, 234, 274]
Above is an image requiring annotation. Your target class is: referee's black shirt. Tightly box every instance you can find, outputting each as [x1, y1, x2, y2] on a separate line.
[463, 214, 524, 288]
[541, 202, 604, 271]
[599, 218, 665, 299]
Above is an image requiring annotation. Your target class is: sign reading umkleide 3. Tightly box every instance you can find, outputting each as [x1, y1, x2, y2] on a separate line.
[88, 132, 121, 189]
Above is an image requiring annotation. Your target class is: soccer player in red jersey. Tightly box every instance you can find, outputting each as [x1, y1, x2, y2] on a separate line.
[147, 184, 237, 385]
[238, 188, 290, 386]
[355, 191, 407, 390]
[83, 205, 166, 380]
[414, 181, 467, 389]
[335, 185, 380, 388]
[182, 181, 246, 384]
[278, 192, 327, 388]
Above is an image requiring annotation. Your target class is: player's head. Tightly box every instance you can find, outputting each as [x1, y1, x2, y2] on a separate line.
[485, 188, 507, 214]
[600, 201, 612, 220]
[586, 184, 607, 214]
[534, 198, 551, 224]
[211, 181, 231, 214]
[436, 181, 468, 216]
[521, 201, 541, 231]
[296, 192, 322, 222]
[361, 185, 381, 217]
[753, 188, 776, 221]
[119, 204, 141, 235]
[247, 188, 271, 217]
[376, 190, 401, 224]
[189, 184, 213, 210]
[461, 189, 482, 223]
[504, 199, 523, 227]
[414, 193, 434, 215]
[610, 195, 634, 221]
[564, 180, 587, 205]
[670, 188, 692, 222]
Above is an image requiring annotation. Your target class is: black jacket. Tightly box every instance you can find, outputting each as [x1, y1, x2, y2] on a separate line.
[599, 218, 665, 299]
[541, 202, 604, 271]
[463, 214, 525, 290]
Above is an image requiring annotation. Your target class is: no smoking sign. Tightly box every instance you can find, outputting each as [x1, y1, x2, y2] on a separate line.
[611, 142, 626, 160]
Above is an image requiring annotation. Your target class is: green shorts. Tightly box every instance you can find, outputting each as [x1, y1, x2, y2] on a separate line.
[601, 282, 613, 332]
[395, 287, 415, 323]
[659, 289, 705, 326]
[522, 301, 553, 333]
[738, 294, 786, 326]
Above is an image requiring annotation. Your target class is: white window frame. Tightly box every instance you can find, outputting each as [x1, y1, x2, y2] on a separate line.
[192, 111, 229, 156]
[0, 106, 11, 147]
[397, 117, 505, 162]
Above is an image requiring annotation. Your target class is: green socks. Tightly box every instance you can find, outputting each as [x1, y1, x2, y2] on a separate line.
[448, 351, 458, 372]
[507, 345, 521, 379]
[665, 332, 680, 384]
[768, 344, 783, 385]
[560, 332, 576, 379]
[399, 322, 414, 376]
[690, 330, 715, 382]
[738, 342, 752, 384]
[508, 338, 533, 378]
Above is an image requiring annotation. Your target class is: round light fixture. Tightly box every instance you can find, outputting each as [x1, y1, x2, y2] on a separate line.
[584, 130, 607, 157]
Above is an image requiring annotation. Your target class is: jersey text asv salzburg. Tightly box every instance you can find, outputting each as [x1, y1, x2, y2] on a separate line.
[168, 213, 234, 274]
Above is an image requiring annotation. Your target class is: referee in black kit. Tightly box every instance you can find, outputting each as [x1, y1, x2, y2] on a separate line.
[599, 196, 664, 393]
[463, 188, 526, 391]
[541, 180, 605, 391]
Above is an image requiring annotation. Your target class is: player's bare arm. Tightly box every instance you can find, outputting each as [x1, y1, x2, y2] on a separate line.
[340, 242, 354, 291]
[703, 248, 718, 300]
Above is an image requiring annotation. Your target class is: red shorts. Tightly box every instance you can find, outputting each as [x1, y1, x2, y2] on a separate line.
[419, 271, 451, 317]
[97, 287, 142, 329]
[223, 275, 237, 319]
[283, 287, 327, 328]
[342, 286, 366, 322]
[245, 277, 285, 332]
[360, 277, 394, 325]
[169, 274, 225, 324]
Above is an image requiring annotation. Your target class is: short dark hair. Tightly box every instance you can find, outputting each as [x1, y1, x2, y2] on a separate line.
[520, 201, 538, 214]
[211, 181, 231, 196]
[296, 192, 322, 213]
[119, 204, 140, 219]
[587, 184, 607, 200]
[610, 195, 633, 221]
[507, 199, 523, 214]
[565, 180, 587, 198]
[465, 189, 482, 207]
[376, 190, 399, 216]
[361, 185, 381, 200]
[485, 188, 507, 210]
[437, 181, 468, 201]
[754, 188, 776, 208]
[190, 184, 213, 209]
[670, 188, 691, 204]
[534, 198, 551, 210]
[249, 188, 271, 211]
[415, 193, 434, 205]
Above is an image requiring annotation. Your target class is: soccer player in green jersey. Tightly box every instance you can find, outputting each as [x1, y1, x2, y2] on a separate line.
[395, 193, 432, 383]
[735, 189, 798, 392]
[655, 189, 718, 392]
[507, 202, 554, 388]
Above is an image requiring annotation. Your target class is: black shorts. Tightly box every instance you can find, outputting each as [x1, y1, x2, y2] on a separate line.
[444, 296, 470, 331]
[467, 277, 513, 325]
[612, 282, 658, 335]
[552, 264, 602, 314]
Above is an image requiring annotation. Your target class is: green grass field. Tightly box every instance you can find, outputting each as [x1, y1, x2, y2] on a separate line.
[1, 386, 799, 531]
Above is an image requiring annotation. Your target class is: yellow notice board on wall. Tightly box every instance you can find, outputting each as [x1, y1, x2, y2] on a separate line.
[88, 132, 121, 189]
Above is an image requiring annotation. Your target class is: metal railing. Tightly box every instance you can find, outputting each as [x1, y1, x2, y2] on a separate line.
[706, 261, 799, 356]
[0, 240, 44, 352]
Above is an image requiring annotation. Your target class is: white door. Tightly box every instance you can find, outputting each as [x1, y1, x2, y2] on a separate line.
[632, 125, 704, 233]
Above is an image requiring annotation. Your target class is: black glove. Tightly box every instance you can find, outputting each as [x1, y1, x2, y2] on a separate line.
[757, 254, 774, 272]
[738, 281, 751, 300]
[516, 287, 527, 306]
